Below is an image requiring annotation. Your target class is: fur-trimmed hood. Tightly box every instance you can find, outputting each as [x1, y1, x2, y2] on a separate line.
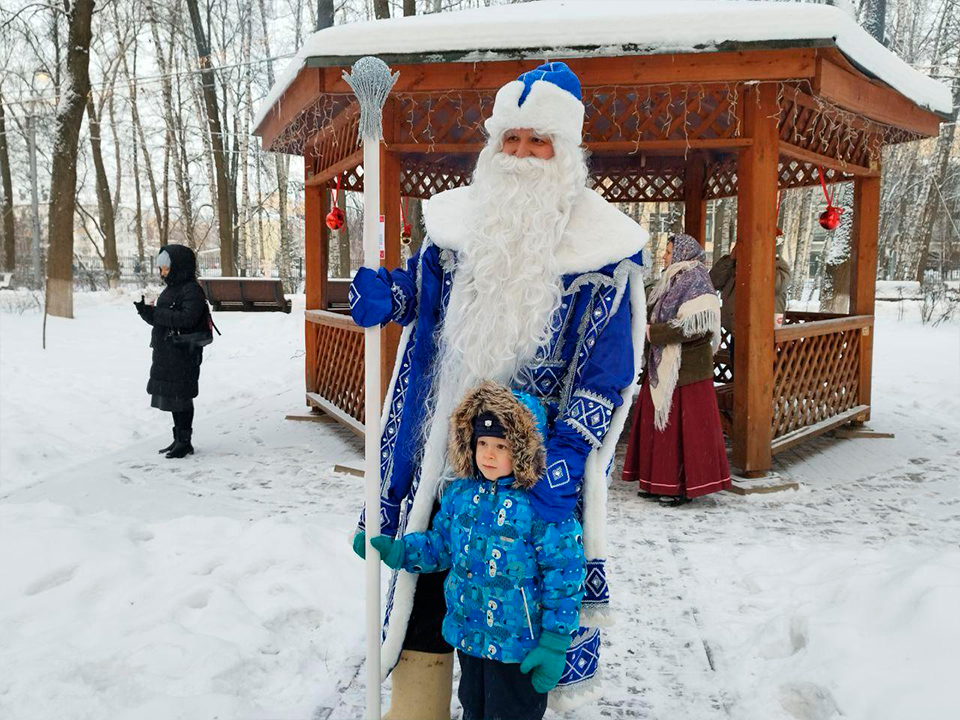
[448, 381, 547, 490]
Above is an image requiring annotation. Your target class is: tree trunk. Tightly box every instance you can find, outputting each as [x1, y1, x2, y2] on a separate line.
[317, 0, 334, 29]
[337, 185, 351, 276]
[148, 2, 193, 248]
[86, 97, 120, 287]
[791, 189, 815, 300]
[122, 50, 164, 249]
[259, 0, 296, 288]
[189, 73, 219, 250]
[132, 119, 145, 277]
[820, 183, 854, 312]
[374, 0, 390, 20]
[404, 0, 416, 16]
[0, 89, 15, 272]
[712, 199, 727, 265]
[913, 57, 959, 283]
[185, 0, 235, 276]
[861, 0, 886, 43]
[45, 0, 96, 319]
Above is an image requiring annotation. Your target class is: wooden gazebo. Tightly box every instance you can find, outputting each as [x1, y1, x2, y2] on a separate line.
[254, 1, 950, 475]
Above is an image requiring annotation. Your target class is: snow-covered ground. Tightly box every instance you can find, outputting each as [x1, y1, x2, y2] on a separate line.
[1, 290, 958, 720]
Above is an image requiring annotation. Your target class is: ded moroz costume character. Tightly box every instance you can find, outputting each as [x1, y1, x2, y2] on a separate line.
[350, 62, 648, 712]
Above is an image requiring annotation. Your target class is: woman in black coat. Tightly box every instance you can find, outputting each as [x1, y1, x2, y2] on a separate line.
[134, 244, 209, 458]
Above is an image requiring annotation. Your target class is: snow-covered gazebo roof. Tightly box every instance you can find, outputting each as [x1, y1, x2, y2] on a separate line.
[255, 0, 952, 131]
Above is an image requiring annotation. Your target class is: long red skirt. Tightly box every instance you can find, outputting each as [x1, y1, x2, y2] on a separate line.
[622, 377, 731, 499]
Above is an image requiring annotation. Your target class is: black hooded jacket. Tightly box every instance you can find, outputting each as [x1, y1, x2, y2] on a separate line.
[141, 244, 209, 399]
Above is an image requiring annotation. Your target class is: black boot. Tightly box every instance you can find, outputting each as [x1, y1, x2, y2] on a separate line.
[166, 429, 194, 459]
[158, 429, 178, 454]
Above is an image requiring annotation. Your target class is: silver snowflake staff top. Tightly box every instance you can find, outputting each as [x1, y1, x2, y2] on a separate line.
[342, 57, 400, 142]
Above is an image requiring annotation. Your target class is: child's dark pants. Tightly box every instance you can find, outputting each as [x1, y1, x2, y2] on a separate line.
[457, 650, 548, 720]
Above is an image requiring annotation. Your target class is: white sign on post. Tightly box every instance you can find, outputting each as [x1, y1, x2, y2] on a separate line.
[379, 215, 386, 261]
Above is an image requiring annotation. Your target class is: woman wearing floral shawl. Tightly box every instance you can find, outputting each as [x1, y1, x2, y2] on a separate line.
[622, 234, 731, 505]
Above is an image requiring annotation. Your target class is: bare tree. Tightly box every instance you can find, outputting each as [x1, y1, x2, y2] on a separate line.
[86, 96, 120, 285]
[912, 53, 960, 281]
[146, 0, 195, 247]
[185, 0, 236, 275]
[0, 88, 14, 272]
[46, 0, 96, 319]
[791, 189, 815, 300]
[317, 0, 334, 29]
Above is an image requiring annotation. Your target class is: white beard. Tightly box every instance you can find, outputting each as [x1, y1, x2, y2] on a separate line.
[437, 144, 586, 398]
[415, 139, 588, 485]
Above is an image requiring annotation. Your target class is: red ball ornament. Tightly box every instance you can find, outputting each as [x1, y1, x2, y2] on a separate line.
[325, 207, 345, 231]
[818, 205, 843, 231]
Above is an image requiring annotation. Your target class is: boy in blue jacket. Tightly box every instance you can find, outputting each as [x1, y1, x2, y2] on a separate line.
[371, 380, 586, 720]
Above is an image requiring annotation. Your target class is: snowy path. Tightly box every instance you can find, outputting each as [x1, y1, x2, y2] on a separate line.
[1, 292, 959, 720]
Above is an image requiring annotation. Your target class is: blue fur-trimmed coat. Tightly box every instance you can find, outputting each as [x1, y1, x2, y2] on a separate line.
[401, 474, 585, 664]
[350, 186, 648, 708]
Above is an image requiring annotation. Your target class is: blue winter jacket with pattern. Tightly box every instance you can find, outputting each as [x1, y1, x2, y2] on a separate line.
[400, 473, 586, 664]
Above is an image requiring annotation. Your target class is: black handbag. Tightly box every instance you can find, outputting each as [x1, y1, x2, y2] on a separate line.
[167, 310, 220, 351]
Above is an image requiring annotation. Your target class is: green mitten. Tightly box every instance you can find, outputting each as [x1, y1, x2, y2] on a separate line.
[351, 530, 365, 559]
[369, 534, 405, 570]
[519, 631, 570, 694]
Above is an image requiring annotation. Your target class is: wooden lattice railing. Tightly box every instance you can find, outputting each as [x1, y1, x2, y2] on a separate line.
[713, 326, 734, 384]
[714, 313, 872, 452]
[305, 309, 364, 434]
[771, 314, 872, 451]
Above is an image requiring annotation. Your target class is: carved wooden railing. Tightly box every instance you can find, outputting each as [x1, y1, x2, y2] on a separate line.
[714, 312, 873, 452]
[771, 314, 872, 452]
[305, 309, 364, 435]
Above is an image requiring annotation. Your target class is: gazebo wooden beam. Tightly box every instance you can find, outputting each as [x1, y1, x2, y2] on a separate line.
[849, 170, 881, 422]
[779, 141, 878, 177]
[306, 149, 364, 187]
[314, 49, 819, 93]
[384, 138, 753, 155]
[683, 152, 707, 242]
[733, 83, 779, 475]
[257, 68, 323, 154]
[303, 159, 328, 396]
[815, 53, 945, 137]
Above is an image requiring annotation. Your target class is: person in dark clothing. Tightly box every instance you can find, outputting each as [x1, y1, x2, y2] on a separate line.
[134, 245, 209, 458]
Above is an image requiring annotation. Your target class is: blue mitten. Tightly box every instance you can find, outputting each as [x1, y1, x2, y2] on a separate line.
[349, 266, 392, 327]
[369, 534, 405, 570]
[351, 530, 365, 559]
[519, 631, 570, 694]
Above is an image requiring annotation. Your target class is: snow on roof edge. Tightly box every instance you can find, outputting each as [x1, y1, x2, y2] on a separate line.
[254, 1, 953, 135]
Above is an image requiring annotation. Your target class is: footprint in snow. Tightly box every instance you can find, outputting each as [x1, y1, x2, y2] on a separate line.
[24, 565, 78, 596]
[779, 682, 841, 720]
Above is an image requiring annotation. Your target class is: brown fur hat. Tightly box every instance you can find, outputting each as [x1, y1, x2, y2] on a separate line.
[447, 380, 546, 489]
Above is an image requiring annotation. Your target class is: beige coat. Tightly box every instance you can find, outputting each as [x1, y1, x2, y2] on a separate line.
[709, 254, 792, 329]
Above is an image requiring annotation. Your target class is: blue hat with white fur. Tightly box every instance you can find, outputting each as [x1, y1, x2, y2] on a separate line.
[484, 61, 585, 148]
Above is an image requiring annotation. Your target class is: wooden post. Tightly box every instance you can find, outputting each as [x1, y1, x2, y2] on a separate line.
[380, 100, 402, 403]
[303, 155, 327, 395]
[683, 151, 707, 244]
[849, 171, 881, 422]
[732, 84, 779, 474]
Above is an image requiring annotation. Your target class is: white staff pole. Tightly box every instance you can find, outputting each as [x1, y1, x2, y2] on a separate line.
[343, 57, 399, 720]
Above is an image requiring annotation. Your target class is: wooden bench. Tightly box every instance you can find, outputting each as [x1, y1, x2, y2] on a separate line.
[199, 277, 291, 313]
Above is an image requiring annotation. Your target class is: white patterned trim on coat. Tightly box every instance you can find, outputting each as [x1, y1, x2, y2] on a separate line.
[565, 390, 615, 449]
